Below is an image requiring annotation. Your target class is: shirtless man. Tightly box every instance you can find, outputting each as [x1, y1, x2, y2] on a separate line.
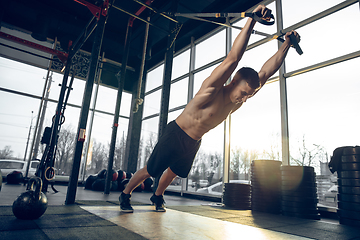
[120, 4, 300, 212]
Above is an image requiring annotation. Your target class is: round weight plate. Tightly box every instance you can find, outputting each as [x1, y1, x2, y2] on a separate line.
[251, 197, 281, 204]
[337, 193, 360, 203]
[338, 186, 360, 195]
[251, 173, 281, 180]
[224, 183, 251, 188]
[224, 189, 251, 195]
[251, 166, 281, 172]
[343, 146, 360, 156]
[338, 178, 360, 187]
[282, 180, 317, 188]
[281, 190, 317, 198]
[224, 188, 251, 194]
[251, 180, 281, 189]
[281, 171, 315, 178]
[341, 163, 360, 171]
[341, 155, 360, 163]
[251, 169, 280, 175]
[251, 190, 280, 198]
[282, 211, 320, 220]
[224, 184, 251, 191]
[281, 185, 317, 192]
[281, 175, 316, 183]
[281, 166, 314, 173]
[338, 201, 360, 211]
[337, 209, 360, 220]
[251, 183, 281, 190]
[281, 206, 318, 214]
[281, 200, 317, 209]
[339, 171, 360, 179]
[281, 195, 318, 203]
[251, 160, 282, 166]
[251, 184, 280, 192]
[252, 192, 281, 201]
[224, 185, 251, 190]
[223, 195, 251, 201]
[251, 172, 282, 179]
[251, 196, 281, 204]
[339, 217, 360, 227]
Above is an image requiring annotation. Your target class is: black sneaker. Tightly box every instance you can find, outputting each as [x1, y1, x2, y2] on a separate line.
[119, 192, 134, 213]
[150, 194, 166, 212]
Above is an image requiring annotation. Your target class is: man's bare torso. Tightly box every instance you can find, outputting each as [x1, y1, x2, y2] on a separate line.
[176, 84, 240, 140]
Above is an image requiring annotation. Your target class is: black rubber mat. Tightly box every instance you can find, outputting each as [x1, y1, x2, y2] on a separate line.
[0, 205, 147, 240]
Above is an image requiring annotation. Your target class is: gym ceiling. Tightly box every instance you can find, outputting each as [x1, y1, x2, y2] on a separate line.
[0, 0, 261, 92]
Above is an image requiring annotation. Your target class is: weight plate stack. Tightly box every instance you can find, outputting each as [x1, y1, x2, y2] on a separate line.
[280, 166, 320, 220]
[251, 160, 282, 214]
[222, 183, 251, 210]
[337, 146, 360, 227]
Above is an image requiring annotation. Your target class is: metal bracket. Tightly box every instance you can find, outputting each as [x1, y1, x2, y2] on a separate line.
[74, 0, 110, 20]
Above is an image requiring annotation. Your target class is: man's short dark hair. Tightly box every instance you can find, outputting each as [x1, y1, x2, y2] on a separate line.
[236, 67, 260, 90]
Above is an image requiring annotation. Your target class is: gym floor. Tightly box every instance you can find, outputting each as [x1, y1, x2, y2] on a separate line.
[0, 183, 359, 240]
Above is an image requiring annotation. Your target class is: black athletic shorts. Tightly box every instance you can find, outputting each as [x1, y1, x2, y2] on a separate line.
[147, 121, 201, 178]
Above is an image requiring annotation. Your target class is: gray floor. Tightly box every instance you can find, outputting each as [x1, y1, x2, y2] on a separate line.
[1, 183, 360, 240]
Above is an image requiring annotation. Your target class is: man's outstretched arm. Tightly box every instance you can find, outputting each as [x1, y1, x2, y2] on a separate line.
[256, 31, 300, 91]
[201, 5, 272, 91]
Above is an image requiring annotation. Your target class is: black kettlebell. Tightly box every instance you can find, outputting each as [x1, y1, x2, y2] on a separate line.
[12, 177, 48, 220]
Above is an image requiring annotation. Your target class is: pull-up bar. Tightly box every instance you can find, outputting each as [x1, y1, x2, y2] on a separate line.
[171, 11, 302, 55]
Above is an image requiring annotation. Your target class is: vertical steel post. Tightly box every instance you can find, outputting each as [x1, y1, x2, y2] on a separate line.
[81, 52, 105, 182]
[124, 16, 150, 174]
[154, 0, 178, 193]
[223, 17, 232, 189]
[182, 36, 196, 193]
[104, 18, 133, 194]
[65, 13, 107, 204]
[157, 37, 175, 137]
[276, 0, 290, 165]
[124, 68, 147, 174]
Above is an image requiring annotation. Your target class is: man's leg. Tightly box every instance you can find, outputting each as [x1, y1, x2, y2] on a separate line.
[120, 166, 151, 213]
[123, 166, 151, 194]
[150, 167, 177, 212]
[155, 167, 177, 196]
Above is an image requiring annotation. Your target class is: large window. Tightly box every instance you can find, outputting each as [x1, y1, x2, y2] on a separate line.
[284, 3, 360, 72]
[0, 57, 45, 96]
[282, 0, 343, 29]
[0, 51, 131, 180]
[169, 78, 188, 110]
[195, 30, 226, 69]
[287, 57, 360, 167]
[171, 49, 190, 80]
[145, 64, 163, 92]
